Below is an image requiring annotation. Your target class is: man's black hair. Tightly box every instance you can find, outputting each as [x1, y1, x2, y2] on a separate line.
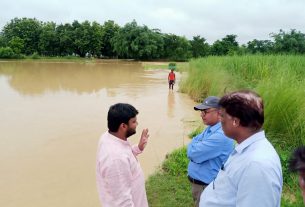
[219, 90, 264, 130]
[107, 103, 138, 132]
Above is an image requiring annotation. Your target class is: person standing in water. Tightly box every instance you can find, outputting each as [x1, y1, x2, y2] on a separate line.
[168, 69, 176, 90]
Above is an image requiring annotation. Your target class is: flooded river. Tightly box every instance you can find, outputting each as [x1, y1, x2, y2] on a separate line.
[0, 60, 200, 207]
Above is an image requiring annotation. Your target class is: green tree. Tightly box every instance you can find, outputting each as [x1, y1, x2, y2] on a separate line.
[0, 47, 15, 58]
[0, 34, 5, 47]
[101, 20, 120, 58]
[71, 20, 103, 57]
[2, 17, 42, 55]
[211, 34, 239, 56]
[190, 35, 210, 58]
[247, 39, 274, 54]
[150, 29, 165, 59]
[72, 20, 90, 57]
[89, 21, 103, 57]
[163, 34, 191, 61]
[56, 23, 74, 56]
[112, 20, 164, 60]
[236, 44, 248, 55]
[39, 22, 59, 56]
[271, 29, 305, 54]
[8, 36, 24, 54]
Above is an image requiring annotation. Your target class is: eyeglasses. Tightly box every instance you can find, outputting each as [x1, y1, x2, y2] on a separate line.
[200, 109, 218, 116]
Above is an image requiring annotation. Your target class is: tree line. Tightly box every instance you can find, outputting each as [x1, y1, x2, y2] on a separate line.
[0, 17, 305, 60]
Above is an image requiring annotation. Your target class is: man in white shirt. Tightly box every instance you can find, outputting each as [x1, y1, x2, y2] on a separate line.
[200, 90, 283, 207]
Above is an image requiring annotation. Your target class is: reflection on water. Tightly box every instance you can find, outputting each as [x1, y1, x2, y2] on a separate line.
[167, 90, 175, 117]
[0, 61, 154, 96]
[0, 60, 199, 207]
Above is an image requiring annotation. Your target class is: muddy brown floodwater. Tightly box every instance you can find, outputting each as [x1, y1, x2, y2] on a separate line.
[0, 60, 200, 207]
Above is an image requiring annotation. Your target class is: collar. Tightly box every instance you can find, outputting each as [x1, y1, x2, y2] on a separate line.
[106, 131, 131, 147]
[207, 122, 222, 133]
[234, 130, 265, 154]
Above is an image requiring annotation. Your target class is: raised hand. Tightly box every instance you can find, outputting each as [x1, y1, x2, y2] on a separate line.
[138, 128, 149, 151]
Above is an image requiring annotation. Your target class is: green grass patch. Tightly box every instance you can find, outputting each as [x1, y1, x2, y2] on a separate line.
[188, 125, 204, 139]
[146, 147, 193, 207]
[142, 63, 169, 70]
[142, 62, 189, 72]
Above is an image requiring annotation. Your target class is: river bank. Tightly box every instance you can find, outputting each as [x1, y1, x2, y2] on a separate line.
[145, 55, 305, 206]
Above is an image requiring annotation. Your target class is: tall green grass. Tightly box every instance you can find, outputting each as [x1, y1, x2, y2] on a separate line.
[180, 55, 305, 148]
[179, 59, 234, 102]
[177, 54, 305, 205]
[257, 74, 305, 148]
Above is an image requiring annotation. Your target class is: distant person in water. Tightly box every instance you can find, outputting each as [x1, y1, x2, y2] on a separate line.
[96, 103, 149, 207]
[289, 146, 305, 204]
[168, 69, 176, 90]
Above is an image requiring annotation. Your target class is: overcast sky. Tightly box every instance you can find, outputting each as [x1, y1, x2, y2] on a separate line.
[0, 0, 304, 44]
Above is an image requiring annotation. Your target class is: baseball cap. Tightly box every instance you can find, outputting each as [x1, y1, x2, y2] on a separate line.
[194, 96, 220, 110]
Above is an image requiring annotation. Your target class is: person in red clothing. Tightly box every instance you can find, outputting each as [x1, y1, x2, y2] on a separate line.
[168, 69, 176, 90]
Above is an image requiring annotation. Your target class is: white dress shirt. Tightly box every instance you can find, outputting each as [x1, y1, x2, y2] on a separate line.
[200, 131, 283, 207]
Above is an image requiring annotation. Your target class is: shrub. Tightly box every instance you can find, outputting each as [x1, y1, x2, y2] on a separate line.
[0, 47, 15, 58]
[168, 62, 176, 70]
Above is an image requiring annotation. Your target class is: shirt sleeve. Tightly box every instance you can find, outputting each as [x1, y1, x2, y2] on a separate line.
[99, 157, 135, 207]
[187, 132, 226, 163]
[131, 145, 142, 156]
[236, 161, 281, 207]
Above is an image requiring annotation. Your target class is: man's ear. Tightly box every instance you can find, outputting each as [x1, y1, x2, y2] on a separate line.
[233, 118, 240, 127]
[120, 123, 127, 130]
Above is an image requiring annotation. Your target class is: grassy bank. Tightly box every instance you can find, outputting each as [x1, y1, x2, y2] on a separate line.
[146, 147, 193, 207]
[179, 55, 305, 148]
[146, 55, 305, 206]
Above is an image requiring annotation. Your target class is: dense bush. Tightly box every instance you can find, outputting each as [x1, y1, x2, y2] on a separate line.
[0, 47, 15, 58]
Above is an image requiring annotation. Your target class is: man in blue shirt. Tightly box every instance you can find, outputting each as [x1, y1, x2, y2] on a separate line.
[200, 90, 283, 207]
[187, 96, 234, 207]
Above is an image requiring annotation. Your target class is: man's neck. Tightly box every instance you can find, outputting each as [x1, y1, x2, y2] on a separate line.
[209, 121, 219, 127]
[235, 128, 261, 144]
[109, 131, 127, 141]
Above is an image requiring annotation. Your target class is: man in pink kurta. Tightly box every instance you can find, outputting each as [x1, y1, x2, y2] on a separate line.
[96, 103, 149, 207]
